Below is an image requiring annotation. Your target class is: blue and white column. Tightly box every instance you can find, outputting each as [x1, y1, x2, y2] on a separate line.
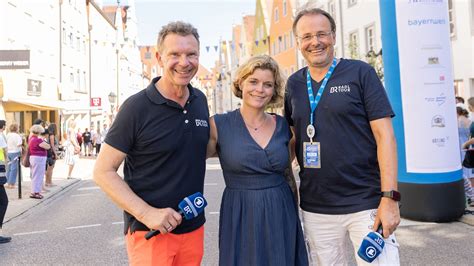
[379, 0, 464, 221]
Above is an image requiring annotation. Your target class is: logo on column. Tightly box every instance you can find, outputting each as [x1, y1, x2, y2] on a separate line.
[431, 115, 445, 127]
[432, 137, 448, 147]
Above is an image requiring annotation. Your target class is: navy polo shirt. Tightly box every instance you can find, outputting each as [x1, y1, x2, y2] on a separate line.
[284, 59, 394, 215]
[105, 76, 210, 234]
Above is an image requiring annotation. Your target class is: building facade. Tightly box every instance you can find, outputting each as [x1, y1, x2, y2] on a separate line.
[0, 0, 145, 138]
[87, 0, 118, 133]
[0, 0, 60, 133]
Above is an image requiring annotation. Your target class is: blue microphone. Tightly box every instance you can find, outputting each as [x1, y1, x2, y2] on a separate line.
[145, 192, 207, 240]
[357, 226, 385, 263]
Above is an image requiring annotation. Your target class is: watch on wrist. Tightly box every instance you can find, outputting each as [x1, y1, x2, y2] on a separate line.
[381, 190, 401, 201]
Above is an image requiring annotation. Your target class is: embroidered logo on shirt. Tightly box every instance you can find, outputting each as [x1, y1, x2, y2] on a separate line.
[195, 119, 208, 127]
[329, 85, 351, 93]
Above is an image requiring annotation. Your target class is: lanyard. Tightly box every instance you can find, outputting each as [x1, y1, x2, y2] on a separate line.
[306, 58, 337, 125]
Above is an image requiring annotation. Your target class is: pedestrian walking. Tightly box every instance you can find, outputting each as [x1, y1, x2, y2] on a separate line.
[76, 128, 83, 155]
[94, 21, 209, 266]
[82, 128, 92, 156]
[6, 123, 22, 189]
[285, 7, 400, 265]
[207, 55, 308, 266]
[65, 120, 80, 179]
[28, 125, 50, 199]
[93, 128, 102, 155]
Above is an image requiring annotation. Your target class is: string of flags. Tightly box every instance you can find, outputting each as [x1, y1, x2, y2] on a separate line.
[204, 39, 269, 53]
[88, 38, 270, 53]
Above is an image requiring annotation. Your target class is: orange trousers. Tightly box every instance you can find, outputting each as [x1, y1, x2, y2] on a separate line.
[126, 226, 204, 266]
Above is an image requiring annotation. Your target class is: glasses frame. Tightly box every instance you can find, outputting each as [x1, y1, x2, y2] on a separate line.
[297, 31, 334, 44]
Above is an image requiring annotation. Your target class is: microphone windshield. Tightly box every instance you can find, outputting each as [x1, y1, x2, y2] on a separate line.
[178, 192, 207, 220]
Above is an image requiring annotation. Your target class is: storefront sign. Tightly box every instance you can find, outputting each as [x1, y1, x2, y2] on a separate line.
[0, 50, 30, 69]
[90, 97, 101, 107]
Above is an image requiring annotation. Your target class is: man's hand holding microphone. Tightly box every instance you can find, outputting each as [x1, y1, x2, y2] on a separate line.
[142, 192, 207, 240]
[141, 207, 183, 235]
[358, 190, 401, 263]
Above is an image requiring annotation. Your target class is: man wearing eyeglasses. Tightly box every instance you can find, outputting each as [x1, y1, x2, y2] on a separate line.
[284, 7, 400, 265]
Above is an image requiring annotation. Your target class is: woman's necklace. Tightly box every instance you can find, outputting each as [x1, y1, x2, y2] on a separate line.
[243, 114, 268, 131]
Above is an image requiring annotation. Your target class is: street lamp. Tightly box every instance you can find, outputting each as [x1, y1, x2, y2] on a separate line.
[108, 92, 117, 122]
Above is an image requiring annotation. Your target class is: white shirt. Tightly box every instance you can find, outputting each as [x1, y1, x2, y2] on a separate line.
[7, 132, 23, 153]
[0, 133, 6, 149]
[101, 128, 108, 142]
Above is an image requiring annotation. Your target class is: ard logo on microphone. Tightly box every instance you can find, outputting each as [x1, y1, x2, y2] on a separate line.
[194, 196, 204, 208]
[366, 246, 377, 259]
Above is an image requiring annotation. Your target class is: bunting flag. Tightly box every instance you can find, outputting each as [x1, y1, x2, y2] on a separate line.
[206, 46, 210, 52]
[94, 40, 98, 45]
[263, 39, 267, 45]
[214, 45, 218, 52]
[231, 41, 235, 50]
[239, 43, 243, 49]
[255, 40, 259, 46]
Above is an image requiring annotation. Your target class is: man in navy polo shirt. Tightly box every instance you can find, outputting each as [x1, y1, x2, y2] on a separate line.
[94, 21, 209, 266]
[285, 7, 400, 265]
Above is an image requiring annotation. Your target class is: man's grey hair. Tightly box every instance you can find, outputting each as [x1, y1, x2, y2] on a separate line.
[292, 6, 336, 36]
[157, 21, 200, 52]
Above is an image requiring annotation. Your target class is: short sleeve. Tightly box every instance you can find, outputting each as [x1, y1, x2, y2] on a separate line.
[362, 67, 395, 121]
[282, 116, 293, 140]
[0, 135, 6, 148]
[104, 97, 138, 154]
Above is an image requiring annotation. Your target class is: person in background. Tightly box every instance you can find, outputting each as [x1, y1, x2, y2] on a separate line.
[457, 107, 474, 207]
[33, 119, 44, 127]
[93, 128, 102, 155]
[206, 55, 308, 265]
[286, 7, 400, 265]
[28, 124, 50, 199]
[76, 128, 83, 155]
[456, 96, 465, 105]
[6, 123, 22, 189]
[465, 97, 474, 186]
[101, 124, 108, 144]
[28, 119, 44, 140]
[65, 120, 80, 179]
[0, 119, 11, 244]
[45, 123, 59, 187]
[90, 126, 96, 156]
[82, 128, 92, 157]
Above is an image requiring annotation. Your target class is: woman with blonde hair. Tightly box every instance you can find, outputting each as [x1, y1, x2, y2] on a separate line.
[28, 124, 50, 199]
[64, 120, 80, 179]
[207, 55, 308, 265]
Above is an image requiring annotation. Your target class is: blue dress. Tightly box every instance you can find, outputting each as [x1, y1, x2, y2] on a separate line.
[214, 110, 308, 266]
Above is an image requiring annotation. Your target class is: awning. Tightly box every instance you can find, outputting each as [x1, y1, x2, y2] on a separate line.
[2, 97, 94, 113]
[2, 97, 64, 111]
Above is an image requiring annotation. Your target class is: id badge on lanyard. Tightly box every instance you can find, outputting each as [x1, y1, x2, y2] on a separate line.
[303, 58, 337, 169]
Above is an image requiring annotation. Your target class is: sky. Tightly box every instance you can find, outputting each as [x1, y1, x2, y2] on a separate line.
[104, 0, 256, 70]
